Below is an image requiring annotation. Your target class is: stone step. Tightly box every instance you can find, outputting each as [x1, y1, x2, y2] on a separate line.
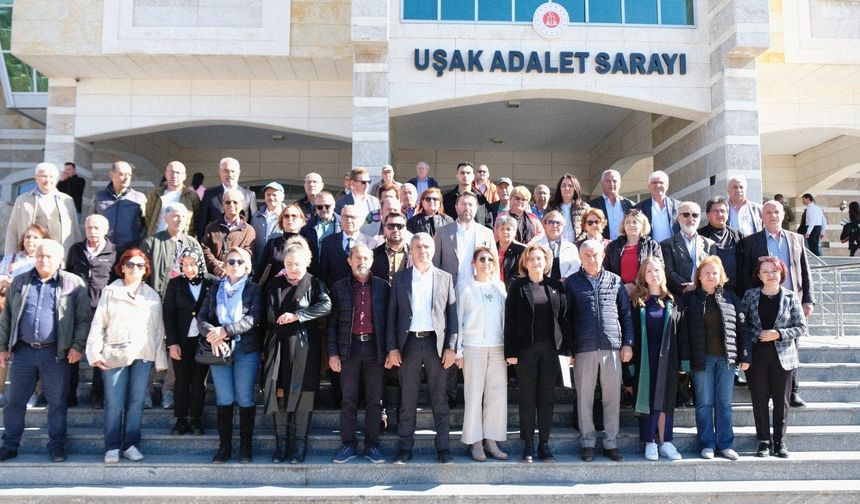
[4, 425, 860, 456]
[796, 363, 860, 381]
[5, 400, 859, 430]
[0, 452, 858, 489]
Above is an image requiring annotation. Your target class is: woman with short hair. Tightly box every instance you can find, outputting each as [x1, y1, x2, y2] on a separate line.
[496, 185, 544, 244]
[495, 216, 525, 289]
[535, 210, 581, 280]
[576, 207, 611, 249]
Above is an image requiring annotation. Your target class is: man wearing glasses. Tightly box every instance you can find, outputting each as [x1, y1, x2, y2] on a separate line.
[304, 191, 341, 249]
[201, 189, 256, 277]
[661, 201, 717, 296]
[472, 164, 499, 204]
[335, 167, 380, 224]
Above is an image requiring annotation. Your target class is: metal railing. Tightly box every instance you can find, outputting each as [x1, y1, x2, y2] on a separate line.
[808, 255, 860, 338]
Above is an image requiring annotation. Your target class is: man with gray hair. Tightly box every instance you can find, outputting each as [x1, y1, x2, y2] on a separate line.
[588, 169, 633, 240]
[92, 161, 147, 255]
[633, 170, 680, 243]
[197, 157, 257, 240]
[144, 161, 201, 237]
[407, 161, 439, 195]
[726, 174, 763, 236]
[564, 238, 634, 463]
[6, 163, 81, 255]
[0, 240, 92, 462]
[296, 172, 324, 221]
[201, 188, 256, 277]
[141, 202, 204, 298]
[661, 201, 717, 296]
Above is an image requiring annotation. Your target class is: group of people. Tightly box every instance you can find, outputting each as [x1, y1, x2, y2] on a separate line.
[0, 158, 815, 467]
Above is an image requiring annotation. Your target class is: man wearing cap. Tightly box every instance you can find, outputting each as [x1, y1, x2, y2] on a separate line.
[442, 162, 492, 228]
[145, 161, 201, 238]
[251, 182, 287, 269]
[295, 173, 324, 221]
[369, 165, 401, 200]
[488, 177, 513, 223]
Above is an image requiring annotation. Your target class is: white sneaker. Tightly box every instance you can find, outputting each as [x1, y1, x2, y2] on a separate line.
[104, 449, 120, 464]
[644, 442, 658, 461]
[700, 448, 715, 459]
[720, 448, 739, 461]
[162, 390, 174, 409]
[122, 445, 144, 462]
[659, 442, 682, 460]
[26, 394, 38, 409]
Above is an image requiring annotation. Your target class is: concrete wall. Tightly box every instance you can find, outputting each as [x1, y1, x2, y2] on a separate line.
[586, 111, 653, 194]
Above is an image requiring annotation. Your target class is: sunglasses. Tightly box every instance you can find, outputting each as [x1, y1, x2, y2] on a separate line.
[357, 180, 370, 185]
[586, 219, 601, 225]
[424, 196, 440, 202]
[223, 200, 239, 206]
[226, 259, 246, 266]
[545, 220, 563, 226]
[511, 196, 526, 202]
[124, 261, 146, 270]
[315, 204, 332, 210]
[680, 212, 700, 219]
[385, 223, 405, 230]
[477, 256, 495, 263]
[282, 214, 303, 220]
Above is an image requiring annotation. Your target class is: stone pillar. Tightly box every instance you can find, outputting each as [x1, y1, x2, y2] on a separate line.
[43, 78, 94, 196]
[652, 0, 770, 205]
[351, 0, 390, 176]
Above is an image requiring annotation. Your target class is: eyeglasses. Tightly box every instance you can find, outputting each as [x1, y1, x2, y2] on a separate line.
[341, 214, 359, 220]
[226, 259, 245, 266]
[511, 196, 526, 202]
[357, 180, 370, 185]
[223, 200, 239, 206]
[586, 219, 601, 225]
[385, 223, 405, 230]
[315, 204, 332, 210]
[545, 220, 563, 226]
[759, 269, 781, 276]
[477, 256, 495, 263]
[423, 196, 440, 202]
[680, 212, 700, 219]
[477, 170, 488, 174]
[282, 214, 303, 220]
[124, 261, 146, 270]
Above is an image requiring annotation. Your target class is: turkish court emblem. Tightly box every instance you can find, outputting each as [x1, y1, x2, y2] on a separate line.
[533, 1, 569, 39]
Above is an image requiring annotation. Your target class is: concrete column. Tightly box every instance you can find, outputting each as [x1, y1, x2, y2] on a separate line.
[351, 0, 390, 176]
[44, 78, 94, 198]
[652, 0, 770, 204]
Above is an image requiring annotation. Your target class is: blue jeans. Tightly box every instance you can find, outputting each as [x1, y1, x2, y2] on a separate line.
[1, 344, 70, 451]
[209, 345, 260, 408]
[103, 359, 153, 451]
[692, 355, 735, 450]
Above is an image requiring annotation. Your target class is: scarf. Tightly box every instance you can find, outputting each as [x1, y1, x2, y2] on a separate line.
[179, 247, 207, 285]
[216, 275, 248, 326]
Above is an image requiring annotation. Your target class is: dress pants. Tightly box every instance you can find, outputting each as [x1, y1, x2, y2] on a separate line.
[461, 346, 507, 445]
[397, 334, 450, 452]
[573, 349, 622, 449]
[1, 344, 70, 450]
[747, 342, 794, 443]
[339, 338, 383, 448]
[172, 336, 209, 419]
[516, 340, 560, 443]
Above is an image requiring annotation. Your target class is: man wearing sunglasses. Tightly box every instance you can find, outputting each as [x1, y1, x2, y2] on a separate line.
[335, 167, 380, 224]
[201, 189, 256, 277]
[360, 197, 413, 249]
[661, 201, 717, 296]
[303, 191, 341, 249]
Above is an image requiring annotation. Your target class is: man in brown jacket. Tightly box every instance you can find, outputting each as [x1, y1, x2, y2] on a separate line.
[201, 188, 255, 277]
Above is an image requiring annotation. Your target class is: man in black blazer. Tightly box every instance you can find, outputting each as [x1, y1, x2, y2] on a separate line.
[660, 201, 717, 296]
[633, 170, 681, 243]
[327, 243, 390, 464]
[385, 232, 458, 465]
[587, 169, 633, 240]
[319, 204, 370, 288]
[740, 200, 815, 407]
[196, 157, 257, 239]
[442, 162, 493, 228]
[371, 212, 410, 283]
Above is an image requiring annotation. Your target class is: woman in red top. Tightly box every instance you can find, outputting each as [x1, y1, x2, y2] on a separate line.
[604, 209, 663, 297]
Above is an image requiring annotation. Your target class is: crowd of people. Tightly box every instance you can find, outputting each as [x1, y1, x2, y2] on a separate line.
[0, 158, 816, 466]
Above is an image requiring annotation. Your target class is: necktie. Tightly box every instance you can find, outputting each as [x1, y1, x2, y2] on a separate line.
[346, 237, 354, 253]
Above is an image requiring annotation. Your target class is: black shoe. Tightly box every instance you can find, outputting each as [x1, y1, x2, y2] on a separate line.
[522, 442, 534, 463]
[790, 393, 807, 408]
[92, 396, 104, 410]
[392, 449, 413, 464]
[448, 397, 457, 409]
[0, 448, 18, 462]
[189, 417, 205, 436]
[604, 448, 624, 462]
[756, 441, 771, 457]
[734, 375, 747, 387]
[581, 447, 594, 462]
[773, 441, 789, 458]
[212, 445, 231, 464]
[67, 395, 78, 408]
[50, 446, 66, 462]
[537, 442, 555, 463]
[170, 417, 190, 436]
[436, 449, 453, 464]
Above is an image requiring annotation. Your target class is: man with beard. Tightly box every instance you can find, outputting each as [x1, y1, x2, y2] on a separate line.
[661, 201, 717, 297]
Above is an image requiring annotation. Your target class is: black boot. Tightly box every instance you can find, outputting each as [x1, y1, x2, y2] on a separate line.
[272, 397, 290, 463]
[291, 409, 311, 464]
[238, 406, 256, 463]
[212, 405, 233, 464]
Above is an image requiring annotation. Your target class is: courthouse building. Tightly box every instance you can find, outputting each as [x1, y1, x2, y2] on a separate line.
[1, 0, 859, 251]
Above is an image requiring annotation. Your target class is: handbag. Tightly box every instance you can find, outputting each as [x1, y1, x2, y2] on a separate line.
[195, 337, 234, 366]
[102, 342, 136, 368]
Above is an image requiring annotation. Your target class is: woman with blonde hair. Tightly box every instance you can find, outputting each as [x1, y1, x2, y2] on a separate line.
[629, 256, 686, 461]
[495, 185, 544, 244]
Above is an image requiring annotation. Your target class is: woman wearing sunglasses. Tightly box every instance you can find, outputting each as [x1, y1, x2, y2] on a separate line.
[86, 248, 168, 464]
[495, 185, 545, 245]
[576, 208, 611, 249]
[198, 247, 264, 464]
[254, 203, 319, 288]
[406, 187, 452, 236]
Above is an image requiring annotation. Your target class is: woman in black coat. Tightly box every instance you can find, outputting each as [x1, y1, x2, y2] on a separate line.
[629, 255, 686, 461]
[263, 240, 331, 464]
[495, 215, 525, 289]
[162, 248, 217, 436]
[604, 208, 663, 295]
[504, 242, 570, 463]
[254, 204, 319, 288]
[406, 187, 453, 236]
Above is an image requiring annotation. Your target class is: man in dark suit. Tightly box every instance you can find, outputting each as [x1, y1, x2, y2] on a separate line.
[661, 201, 717, 296]
[327, 243, 390, 464]
[407, 161, 439, 196]
[587, 169, 633, 240]
[372, 212, 410, 283]
[319, 205, 369, 288]
[196, 157, 257, 240]
[740, 200, 815, 407]
[633, 170, 681, 243]
[385, 232, 458, 465]
[442, 162, 493, 228]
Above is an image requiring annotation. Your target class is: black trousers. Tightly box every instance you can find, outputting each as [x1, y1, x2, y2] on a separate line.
[516, 339, 560, 443]
[340, 338, 383, 448]
[397, 334, 450, 451]
[69, 360, 103, 402]
[747, 342, 794, 443]
[172, 337, 209, 419]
